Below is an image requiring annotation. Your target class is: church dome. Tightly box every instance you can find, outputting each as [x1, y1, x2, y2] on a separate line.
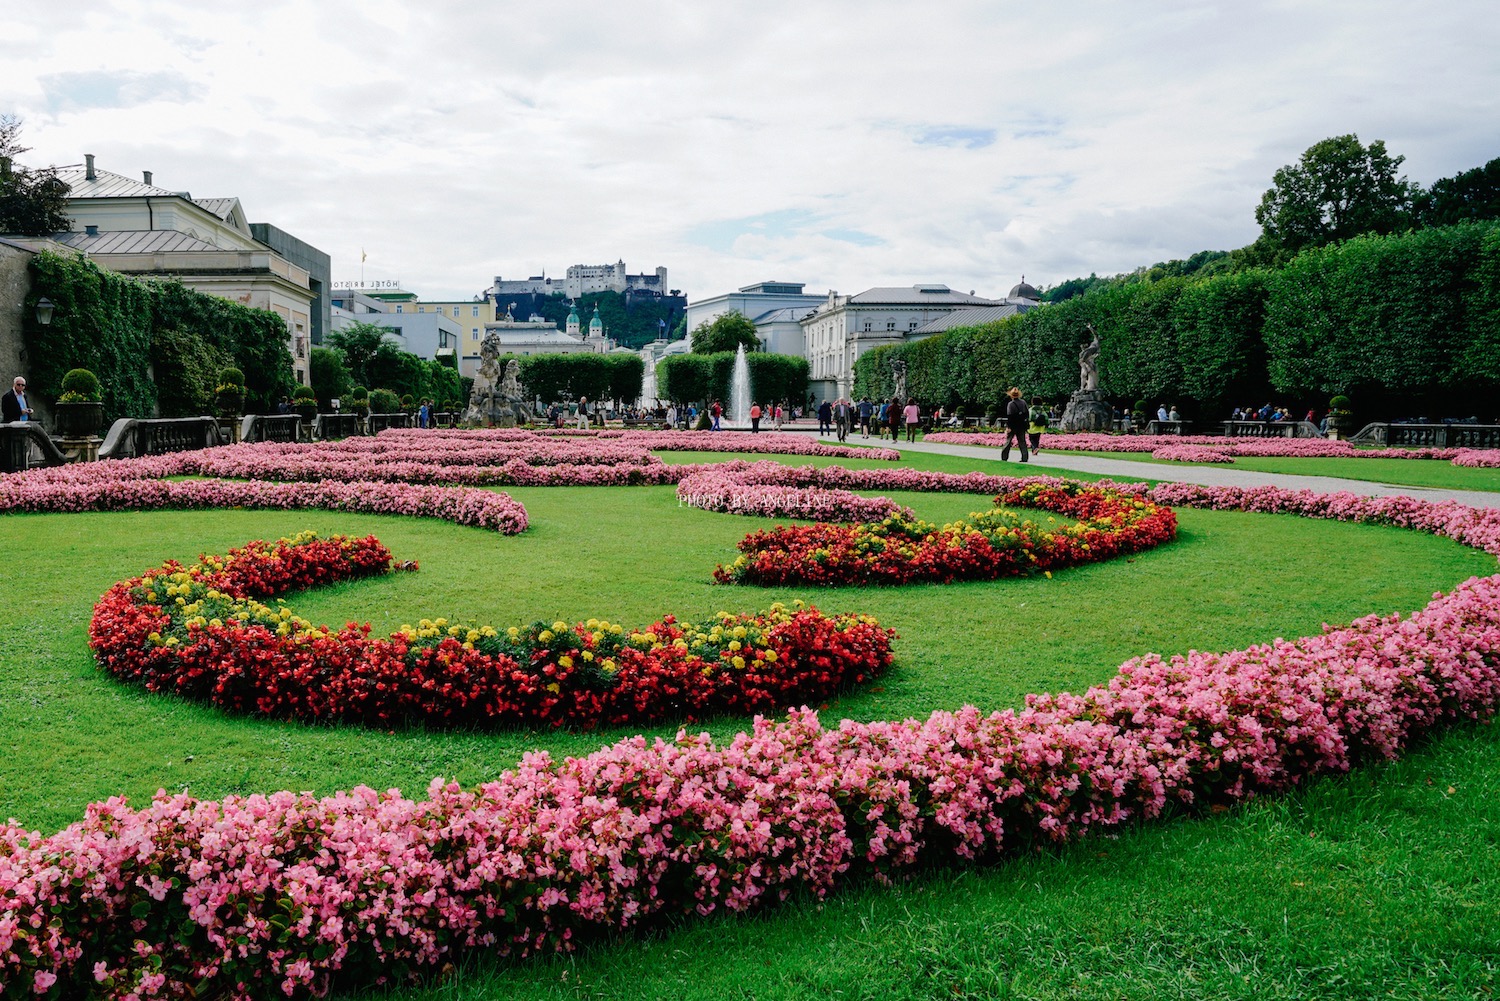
[1008, 277, 1040, 301]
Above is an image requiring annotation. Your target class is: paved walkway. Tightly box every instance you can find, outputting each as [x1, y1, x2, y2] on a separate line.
[819, 433, 1500, 509]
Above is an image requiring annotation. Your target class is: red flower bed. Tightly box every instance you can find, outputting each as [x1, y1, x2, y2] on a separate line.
[90, 534, 894, 731]
[716, 480, 1178, 585]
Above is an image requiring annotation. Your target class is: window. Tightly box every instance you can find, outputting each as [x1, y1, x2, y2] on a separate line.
[863, 321, 871, 332]
[472, 306, 480, 317]
[418, 306, 426, 313]
[472, 327, 480, 340]
[395, 305, 403, 313]
[886, 321, 896, 331]
[909, 321, 918, 330]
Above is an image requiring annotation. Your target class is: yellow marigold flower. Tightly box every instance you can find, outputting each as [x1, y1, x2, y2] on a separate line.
[545, 683, 561, 694]
[731, 655, 745, 669]
[558, 655, 574, 669]
[601, 659, 616, 673]
[538, 629, 555, 643]
[552, 620, 568, 633]
[728, 640, 742, 652]
[582, 650, 594, 662]
[466, 630, 480, 643]
[763, 650, 777, 663]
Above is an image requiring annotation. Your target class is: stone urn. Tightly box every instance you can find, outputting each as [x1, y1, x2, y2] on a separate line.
[54, 401, 105, 437]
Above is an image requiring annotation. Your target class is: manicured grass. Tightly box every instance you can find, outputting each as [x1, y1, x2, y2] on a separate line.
[1055, 449, 1500, 493]
[2, 451, 1496, 999]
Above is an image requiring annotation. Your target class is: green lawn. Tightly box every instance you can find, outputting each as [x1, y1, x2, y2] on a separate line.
[2, 448, 1496, 999]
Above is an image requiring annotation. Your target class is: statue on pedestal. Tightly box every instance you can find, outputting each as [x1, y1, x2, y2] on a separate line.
[1059, 323, 1114, 432]
[890, 358, 908, 402]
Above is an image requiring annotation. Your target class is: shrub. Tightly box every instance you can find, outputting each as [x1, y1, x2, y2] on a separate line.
[292, 384, 315, 402]
[369, 388, 401, 414]
[57, 367, 102, 403]
[220, 367, 245, 388]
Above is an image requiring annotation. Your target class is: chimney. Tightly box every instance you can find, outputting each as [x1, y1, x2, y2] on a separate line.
[85, 153, 96, 180]
[85, 225, 99, 236]
[142, 170, 153, 185]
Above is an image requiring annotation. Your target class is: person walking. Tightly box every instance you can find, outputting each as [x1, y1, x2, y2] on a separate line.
[1001, 387, 1030, 462]
[903, 400, 921, 442]
[857, 397, 872, 438]
[576, 397, 590, 430]
[750, 402, 762, 433]
[886, 398, 902, 442]
[1028, 399, 1049, 453]
[817, 399, 833, 436]
[773, 403, 784, 430]
[834, 398, 853, 441]
[710, 399, 723, 431]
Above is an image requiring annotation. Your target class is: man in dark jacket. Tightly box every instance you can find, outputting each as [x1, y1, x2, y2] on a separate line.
[817, 399, 833, 436]
[2, 377, 32, 423]
[1000, 386, 1029, 462]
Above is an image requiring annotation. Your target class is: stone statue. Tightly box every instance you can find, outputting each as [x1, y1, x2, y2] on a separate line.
[1079, 324, 1101, 392]
[463, 332, 504, 425]
[889, 358, 908, 402]
[1059, 323, 1112, 432]
[496, 358, 533, 426]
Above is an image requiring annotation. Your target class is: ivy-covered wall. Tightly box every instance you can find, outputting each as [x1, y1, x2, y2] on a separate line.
[23, 251, 295, 421]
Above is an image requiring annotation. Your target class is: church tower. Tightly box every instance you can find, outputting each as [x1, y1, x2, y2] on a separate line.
[566, 303, 581, 338]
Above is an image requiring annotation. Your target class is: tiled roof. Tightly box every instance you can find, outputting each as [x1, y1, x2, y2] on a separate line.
[193, 198, 240, 221]
[752, 306, 818, 324]
[52, 229, 222, 254]
[847, 286, 999, 306]
[912, 303, 1037, 334]
[53, 167, 183, 200]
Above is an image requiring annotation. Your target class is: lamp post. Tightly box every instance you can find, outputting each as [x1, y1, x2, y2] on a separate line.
[35, 297, 54, 326]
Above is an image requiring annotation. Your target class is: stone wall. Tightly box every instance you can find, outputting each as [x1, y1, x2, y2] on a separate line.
[0, 239, 37, 421]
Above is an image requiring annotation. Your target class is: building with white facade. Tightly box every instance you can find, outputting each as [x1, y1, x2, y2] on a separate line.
[490, 260, 669, 301]
[799, 284, 1001, 401]
[683, 281, 825, 347]
[52, 156, 323, 385]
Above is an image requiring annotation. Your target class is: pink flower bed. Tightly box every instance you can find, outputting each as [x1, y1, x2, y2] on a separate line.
[1150, 445, 1235, 464]
[3, 480, 1500, 997]
[1454, 448, 1500, 468]
[0, 467, 528, 533]
[526, 427, 902, 461]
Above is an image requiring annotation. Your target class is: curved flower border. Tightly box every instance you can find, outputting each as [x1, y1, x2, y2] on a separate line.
[714, 479, 1178, 586]
[89, 533, 895, 734]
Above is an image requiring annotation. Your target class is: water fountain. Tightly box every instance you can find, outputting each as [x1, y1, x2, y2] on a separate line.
[728, 343, 752, 427]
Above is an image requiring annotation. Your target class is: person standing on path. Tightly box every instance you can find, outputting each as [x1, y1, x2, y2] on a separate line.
[834, 398, 853, 441]
[858, 397, 873, 437]
[711, 399, 723, 431]
[750, 402, 762, 433]
[887, 398, 903, 442]
[903, 400, 920, 442]
[576, 397, 590, 430]
[1001, 387, 1030, 462]
[817, 399, 833, 436]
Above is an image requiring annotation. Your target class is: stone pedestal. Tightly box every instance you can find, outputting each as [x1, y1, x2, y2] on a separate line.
[1060, 389, 1114, 432]
[55, 435, 102, 462]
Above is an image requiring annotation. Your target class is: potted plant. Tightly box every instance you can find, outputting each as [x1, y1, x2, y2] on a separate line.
[1328, 394, 1355, 438]
[349, 385, 370, 418]
[291, 385, 318, 422]
[214, 367, 246, 418]
[54, 367, 105, 437]
[369, 388, 401, 415]
[1132, 398, 1149, 432]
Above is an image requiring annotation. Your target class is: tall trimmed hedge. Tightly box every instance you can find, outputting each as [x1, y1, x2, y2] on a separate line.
[25, 251, 296, 420]
[851, 221, 1500, 420]
[657, 352, 808, 406]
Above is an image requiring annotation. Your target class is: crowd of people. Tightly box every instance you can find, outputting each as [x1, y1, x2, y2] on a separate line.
[1229, 403, 1317, 424]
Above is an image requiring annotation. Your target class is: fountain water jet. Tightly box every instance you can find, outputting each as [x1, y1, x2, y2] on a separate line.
[728, 343, 752, 427]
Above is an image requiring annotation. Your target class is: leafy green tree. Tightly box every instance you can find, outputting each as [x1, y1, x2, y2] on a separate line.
[1415, 156, 1500, 228]
[0, 116, 71, 236]
[1255, 134, 1420, 257]
[689, 311, 760, 355]
[657, 354, 712, 404]
[309, 347, 352, 405]
[604, 354, 645, 407]
[326, 322, 390, 387]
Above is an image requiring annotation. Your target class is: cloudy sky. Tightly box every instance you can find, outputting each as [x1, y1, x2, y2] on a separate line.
[4, 1, 1496, 302]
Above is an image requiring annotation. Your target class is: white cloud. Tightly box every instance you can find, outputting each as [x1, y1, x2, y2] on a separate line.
[2, 0, 1496, 300]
